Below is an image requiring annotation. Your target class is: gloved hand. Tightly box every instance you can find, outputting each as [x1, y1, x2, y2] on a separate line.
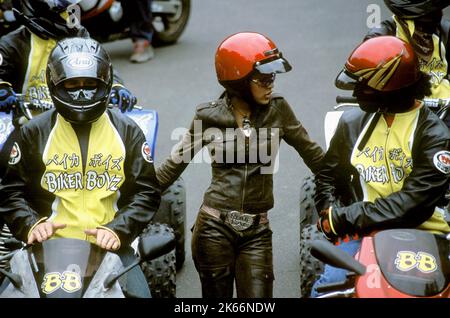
[109, 84, 137, 113]
[0, 82, 17, 113]
[317, 206, 339, 242]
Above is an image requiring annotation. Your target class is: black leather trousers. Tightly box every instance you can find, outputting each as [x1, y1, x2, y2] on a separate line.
[191, 208, 274, 298]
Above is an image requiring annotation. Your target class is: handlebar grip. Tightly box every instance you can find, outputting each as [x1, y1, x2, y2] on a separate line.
[336, 96, 357, 104]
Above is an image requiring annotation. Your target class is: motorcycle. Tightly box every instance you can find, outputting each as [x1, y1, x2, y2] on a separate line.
[0, 0, 191, 46]
[309, 229, 450, 298]
[0, 95, 186, 297]
[79, 0, 190, 46]
[299, 96, 450, 298]
[0, 227, 175, 297]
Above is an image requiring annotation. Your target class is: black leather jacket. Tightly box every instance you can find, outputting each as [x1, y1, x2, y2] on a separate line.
[315, 107, 450, 236]
[0, 109, 161, 246]
[157, 93, 324, 213]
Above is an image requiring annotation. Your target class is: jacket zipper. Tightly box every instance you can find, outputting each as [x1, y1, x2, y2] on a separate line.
[241, 137, 249, 211]
[384, 126, 395, 193]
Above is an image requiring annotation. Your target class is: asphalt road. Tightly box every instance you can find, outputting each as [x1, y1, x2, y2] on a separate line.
[103, 0, 450, 298]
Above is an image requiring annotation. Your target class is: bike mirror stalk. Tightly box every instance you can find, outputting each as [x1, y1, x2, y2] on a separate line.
[310, 239, 366, 276]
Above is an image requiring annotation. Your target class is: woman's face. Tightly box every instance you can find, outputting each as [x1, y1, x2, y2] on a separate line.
[249, 73, 275, 105]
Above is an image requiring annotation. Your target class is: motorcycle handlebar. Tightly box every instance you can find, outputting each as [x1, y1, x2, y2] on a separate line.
[336, 96, 357, 104]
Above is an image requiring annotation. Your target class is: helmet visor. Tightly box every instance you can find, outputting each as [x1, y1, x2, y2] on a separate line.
[48, 52, 112, 86]
[255, 57, 292, 74]
[335, 69, 360, 90]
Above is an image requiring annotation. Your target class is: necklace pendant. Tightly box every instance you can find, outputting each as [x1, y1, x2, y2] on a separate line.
[242, 118, 252, 137]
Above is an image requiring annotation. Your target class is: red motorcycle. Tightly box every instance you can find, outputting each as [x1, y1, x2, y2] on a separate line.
[299, 96, 450, 298]
[310, 228, 450, 298]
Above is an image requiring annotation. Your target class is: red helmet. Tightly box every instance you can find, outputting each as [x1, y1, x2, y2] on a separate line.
[335, 36, 420, 92]
[215, 32, 292, 83]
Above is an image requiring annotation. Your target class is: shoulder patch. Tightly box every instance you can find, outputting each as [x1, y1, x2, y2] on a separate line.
[8, 142, 21, 165]
[141, 141, 153, 163]
[433, 150, 450, 174]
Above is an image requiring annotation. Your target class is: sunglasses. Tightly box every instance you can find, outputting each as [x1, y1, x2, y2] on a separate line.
[251, 73, 276, 88]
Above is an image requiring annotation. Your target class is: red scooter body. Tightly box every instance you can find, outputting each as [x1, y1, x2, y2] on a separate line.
[354, 230, 450, 298]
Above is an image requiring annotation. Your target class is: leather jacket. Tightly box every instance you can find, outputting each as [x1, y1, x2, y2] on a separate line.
[0, 109, 161, 247]
[157, 93, 324, 213]
[315, 106, 450, 236]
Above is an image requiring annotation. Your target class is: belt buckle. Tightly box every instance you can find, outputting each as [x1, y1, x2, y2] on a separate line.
[227, 210, 254, 231]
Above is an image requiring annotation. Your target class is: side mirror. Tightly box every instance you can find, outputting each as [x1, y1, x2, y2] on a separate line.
[310, 239, 366, 276]
[138, 226, 176, 262]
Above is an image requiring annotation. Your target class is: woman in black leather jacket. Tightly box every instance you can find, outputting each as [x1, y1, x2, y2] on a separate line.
[156, 32, 324, 298]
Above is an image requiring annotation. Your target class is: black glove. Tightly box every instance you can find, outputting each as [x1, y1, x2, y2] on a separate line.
[0, 82, 17, 113]
[109, 84, 137, 113]
[317, 206, 339, 242]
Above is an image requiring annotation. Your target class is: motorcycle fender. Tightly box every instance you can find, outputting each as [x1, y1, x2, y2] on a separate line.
[0, 250, 40, 298]
[83, 252, 124, 298]
[324, 111, 344, 150]
[127, 109, 158, 158]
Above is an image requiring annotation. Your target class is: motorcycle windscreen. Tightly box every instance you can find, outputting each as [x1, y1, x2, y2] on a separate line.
[374, 229, 449, 297]
[28, 238, 106, 298]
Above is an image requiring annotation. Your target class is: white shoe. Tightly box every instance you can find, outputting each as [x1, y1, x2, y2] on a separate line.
[130, 40, 154, 63]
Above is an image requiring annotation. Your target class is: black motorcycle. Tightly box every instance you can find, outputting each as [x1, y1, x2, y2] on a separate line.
[0, 0, 191, 45]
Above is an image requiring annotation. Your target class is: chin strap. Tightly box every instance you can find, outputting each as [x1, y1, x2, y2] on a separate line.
[357, 112, 381, 152]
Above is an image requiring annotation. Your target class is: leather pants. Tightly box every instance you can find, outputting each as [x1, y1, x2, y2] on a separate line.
[191, 208, 274, 298]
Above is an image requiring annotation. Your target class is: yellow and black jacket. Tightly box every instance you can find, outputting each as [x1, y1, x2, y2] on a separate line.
[0, 108, 161, 247]
[365, 17, 450, 99]
[0, 25, 122, 106]
[0, 25, 88, 103]
[315, 106, 450, 236]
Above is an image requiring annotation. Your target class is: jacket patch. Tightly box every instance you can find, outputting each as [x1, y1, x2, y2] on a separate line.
[433, 151, 450, 174]
[8, 142, 21, 165]
[141, 142, 153, 163]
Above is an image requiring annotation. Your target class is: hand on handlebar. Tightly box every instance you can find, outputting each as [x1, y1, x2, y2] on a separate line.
[317, 206, 339, 243]
[0, 82, 17, 113]
[109, 84, 137, 113]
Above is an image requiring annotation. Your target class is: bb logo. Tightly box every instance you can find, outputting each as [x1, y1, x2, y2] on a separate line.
[41, 271, 82, 294]
[394, 251, 437, 273]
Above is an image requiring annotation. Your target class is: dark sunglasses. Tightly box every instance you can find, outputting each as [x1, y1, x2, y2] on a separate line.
[251, 73, 276, 88]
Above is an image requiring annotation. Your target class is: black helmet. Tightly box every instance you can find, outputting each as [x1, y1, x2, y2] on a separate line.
[13, 0, 82, 39]
[384, 0, 449, 19]
[46, 37, 113, 124]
